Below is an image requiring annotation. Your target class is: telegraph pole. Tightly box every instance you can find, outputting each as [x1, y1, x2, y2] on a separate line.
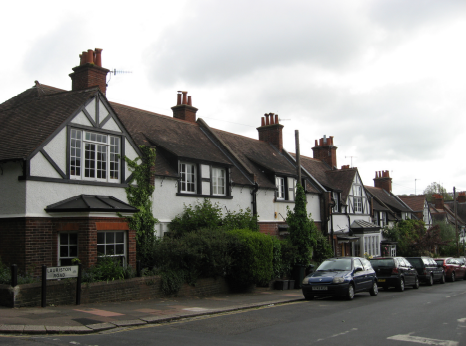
[454, 187, 459, 256]
[295, 130, 301, 184]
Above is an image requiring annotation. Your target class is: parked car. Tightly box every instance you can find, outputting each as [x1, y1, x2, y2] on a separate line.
[301, 257, 378, 300]
[434, 258, 466, 282]
[405, 256, 445, 285]
[370, 257, 419, 292]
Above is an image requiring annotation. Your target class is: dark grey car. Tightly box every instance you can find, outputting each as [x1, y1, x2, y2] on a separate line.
[370, 257, 419, 291]
[405, 256, 445, 285]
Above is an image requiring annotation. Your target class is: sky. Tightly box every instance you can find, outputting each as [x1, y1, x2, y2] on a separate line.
[1, 0, 465, 196]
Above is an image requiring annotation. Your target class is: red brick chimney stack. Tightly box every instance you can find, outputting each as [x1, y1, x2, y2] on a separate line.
[257, 113, 284, 151]
[373, 170, 392, 192]
[171, 91, 198, 123]
[433, 194, 444, 209]
[312, 135, 337, 168]
[457, 192, 466, 203]
[69, 48, 110, 94]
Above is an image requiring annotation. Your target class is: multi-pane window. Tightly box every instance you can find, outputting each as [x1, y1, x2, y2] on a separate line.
[276, 177, 285, 200]
[379, 211, 386, 227]
[363, 235, 380, 257]
[70, 129, 120, 182]
[352, 185, 363, 213]
[332, 192, 339, 213]
[97, 231, 126, 265]
[212, 168, 226, 196]
[180, 162, 197, 193]
[59, 233, 78, 266]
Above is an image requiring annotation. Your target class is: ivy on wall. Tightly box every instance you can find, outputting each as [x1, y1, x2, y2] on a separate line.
[124, 146, 159, 264]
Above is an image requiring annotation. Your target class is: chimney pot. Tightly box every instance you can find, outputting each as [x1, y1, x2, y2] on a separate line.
[261, 117, 265, 126]
[87, 49, 94, 64]
[266, 114, 270, 125]
[94, 48, 103, 67]
[182, 91, 188, 105]
[177, 91, 182, 105]
[275, 114, 279, 124]
[270, 114, 275, 125]
[188, 96, 192, 106]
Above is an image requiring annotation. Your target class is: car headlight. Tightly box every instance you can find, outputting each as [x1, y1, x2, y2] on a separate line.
[302, 277, 310, 285]
[333, 277, 345, 284]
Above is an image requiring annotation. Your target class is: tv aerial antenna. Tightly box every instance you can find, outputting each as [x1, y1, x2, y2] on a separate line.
[345, 156, 357, 168]
[106, 69, 133, 87]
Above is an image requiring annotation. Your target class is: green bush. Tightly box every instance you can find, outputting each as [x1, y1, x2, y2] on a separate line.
[82, 256, 135, 283]
[313, 230, 334, 264]
[169, 199, 258, 237]
[279, 239, 298, 278]
[226, 229, 273, 291]
[0, 258, 37, 285]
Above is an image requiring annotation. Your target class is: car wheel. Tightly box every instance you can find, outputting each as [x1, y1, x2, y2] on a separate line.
[451, 272, 455, 282]
[397, 278, 405, 292]
[347, 283, 355, 300]
[427, 274, 434, 286]
[413, 276, 420, 289]
[440, 273, 446, 284]
[304, 294, 314, 300]
[370, 281, 378, 296]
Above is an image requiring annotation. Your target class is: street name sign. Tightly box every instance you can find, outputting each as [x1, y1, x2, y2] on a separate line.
[46, 266, 79, 280]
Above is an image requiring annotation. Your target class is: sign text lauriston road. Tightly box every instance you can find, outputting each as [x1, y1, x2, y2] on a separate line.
[46, 266, 79, 280]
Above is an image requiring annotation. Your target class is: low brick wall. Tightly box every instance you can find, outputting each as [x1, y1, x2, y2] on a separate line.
[0, 275, 230, 308]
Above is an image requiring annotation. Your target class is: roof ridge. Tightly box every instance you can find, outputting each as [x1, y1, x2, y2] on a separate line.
[110, 101, 200, 126]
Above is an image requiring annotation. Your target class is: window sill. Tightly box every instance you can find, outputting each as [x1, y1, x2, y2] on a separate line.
[274, 199, 295, 203]
[176, 193, 233, 199]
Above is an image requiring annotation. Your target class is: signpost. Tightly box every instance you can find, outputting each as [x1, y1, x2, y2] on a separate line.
[41, 264, 82, 308]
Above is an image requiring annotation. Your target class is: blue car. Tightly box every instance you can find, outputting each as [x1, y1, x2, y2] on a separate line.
[301, 257, 378, 300]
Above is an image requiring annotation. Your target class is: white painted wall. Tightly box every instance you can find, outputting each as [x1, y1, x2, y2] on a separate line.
[306, 194, 321, 222]
[25, 180, 129, 217]
[43, 127, 67, 173]
[30, 152, 62, 178]
[0, 162, 26, 217]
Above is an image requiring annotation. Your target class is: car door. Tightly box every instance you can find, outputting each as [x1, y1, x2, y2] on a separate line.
[361, 258, 376, 289]
[353, 258, 366, 292]
[399, 257, 415, 285]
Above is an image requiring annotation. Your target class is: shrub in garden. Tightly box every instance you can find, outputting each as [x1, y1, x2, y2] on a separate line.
[226, 229, 274, 291]
[82, 256, 135, 283]
[0, 257, 37, 285]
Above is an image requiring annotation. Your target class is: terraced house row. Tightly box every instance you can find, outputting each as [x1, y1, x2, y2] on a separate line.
[0, 48, 460, 274]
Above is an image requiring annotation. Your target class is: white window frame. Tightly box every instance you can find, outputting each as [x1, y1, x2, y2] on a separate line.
[212, 167, 226, 196]
[379, 211, 386, 227]
[276, 177, 285, 200]
[58, 233, 78, 266]
[332, 192, 339, 213]
[70, 129, 120, 182]
[97, 231, 127, 266]
[180, 162, 197, 194]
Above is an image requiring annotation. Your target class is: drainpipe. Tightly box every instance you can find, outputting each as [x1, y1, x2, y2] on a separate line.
[251, 182, 259, 216]
[345, 206, 352, 255]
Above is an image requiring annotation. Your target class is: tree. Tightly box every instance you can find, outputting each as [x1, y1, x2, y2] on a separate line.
[423, 182, 452, 202]
[287, 184, 316, 264]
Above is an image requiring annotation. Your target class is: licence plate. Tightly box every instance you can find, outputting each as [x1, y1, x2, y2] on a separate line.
[378, 279, 386, 283]
[312, 286, 328, 291]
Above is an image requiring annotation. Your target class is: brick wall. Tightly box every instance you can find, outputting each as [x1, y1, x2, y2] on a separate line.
[0, 217, 136, 276]
[258, 222, 280, 237]
[0, 276, 231, 308]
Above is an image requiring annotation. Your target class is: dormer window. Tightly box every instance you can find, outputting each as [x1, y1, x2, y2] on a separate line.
[70, 129, 120, 182]
[180, 162, 197, 194]
[212, 167, 226, 196]
[332, 192, 339, 213]
[276, 177, 286, 200]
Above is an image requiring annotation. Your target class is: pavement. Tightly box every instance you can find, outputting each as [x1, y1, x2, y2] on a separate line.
[0, 287, 304, 335]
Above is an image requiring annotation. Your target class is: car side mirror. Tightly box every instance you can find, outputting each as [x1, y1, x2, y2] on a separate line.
[355, 267, 363, 272]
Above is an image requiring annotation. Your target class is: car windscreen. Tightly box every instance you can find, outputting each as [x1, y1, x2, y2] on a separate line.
[370, 259, 395, 267]
[435, 260, 444, 266]
[317, 259, 352, 271]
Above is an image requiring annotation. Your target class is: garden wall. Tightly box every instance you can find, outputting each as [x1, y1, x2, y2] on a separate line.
[0, 275, 230, 308]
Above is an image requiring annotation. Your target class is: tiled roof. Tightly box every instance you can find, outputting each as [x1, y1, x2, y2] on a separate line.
[398, 195, 426, 212]
[212, 129, 297, 189]
[45, 195, 138, 213]
[326, 168, 357, 203]
[0, 85, 98, 161]
[365, 186, 411, 213]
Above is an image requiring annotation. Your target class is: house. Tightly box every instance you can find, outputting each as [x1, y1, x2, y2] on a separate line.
[398, 194, 433, 228]
[0, 49, 142, 274]
[364, 170, 416, 256]
[295, 137, 381, 258]
[0, 48, 334, 273]
[430, 194, 466, 242]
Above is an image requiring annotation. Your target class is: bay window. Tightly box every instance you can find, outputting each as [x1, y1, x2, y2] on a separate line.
[97, 231, 126, 265]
